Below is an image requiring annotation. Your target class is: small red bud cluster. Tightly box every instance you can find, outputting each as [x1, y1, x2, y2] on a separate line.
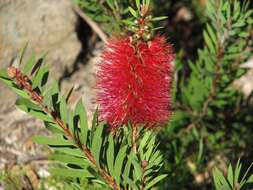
[7, 66, 44, 106]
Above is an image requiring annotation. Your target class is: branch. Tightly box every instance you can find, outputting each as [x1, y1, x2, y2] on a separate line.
[131, 124, 137, 153]
[7, 67, 120, 190]
[73, 5, 108, 43]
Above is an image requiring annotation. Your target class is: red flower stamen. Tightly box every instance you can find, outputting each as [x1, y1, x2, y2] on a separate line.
[96, 36, 175, 129]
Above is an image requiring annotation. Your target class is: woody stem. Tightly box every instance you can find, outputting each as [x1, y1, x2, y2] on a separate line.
[7, 67, 120, 190]
[132, 124, 138, 153]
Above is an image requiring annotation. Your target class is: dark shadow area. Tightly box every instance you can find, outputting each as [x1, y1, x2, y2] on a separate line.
[59, 14, 93, 84]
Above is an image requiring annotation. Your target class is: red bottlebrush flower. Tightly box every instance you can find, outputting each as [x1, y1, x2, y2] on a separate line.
[96, 36, 175, 129]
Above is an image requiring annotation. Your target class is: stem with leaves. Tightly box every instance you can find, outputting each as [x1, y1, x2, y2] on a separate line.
[7, 66, 120, 190]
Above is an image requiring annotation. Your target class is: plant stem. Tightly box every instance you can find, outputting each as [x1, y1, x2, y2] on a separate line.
[132, 124, 137, 153]
[7, 67, 120, 190]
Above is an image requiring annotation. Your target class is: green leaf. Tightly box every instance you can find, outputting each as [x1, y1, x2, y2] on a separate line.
[68, 111, 75, 137]
[53, 147, 85, 158]
[50, 167, 93, 178]
[0, 68, 8, 78]
[145, 135, 156, 160]
[107, 133, 115, 176]
[123, 151, 134, 180]
[132, 158, 142, 180]
[30, 51, 47, 76]
[32, 65, 49, 90]
[227, 164, 234, 188]
[50, 153, 89, 167]
[247, 174, 253, 183]
[16, 98, 41, 111]
[239, 32, 249, 38]
[114, 145, 127, 185]
[213, 168, 231, 190]
[0, 72, 31, 99]
[23, 54, 36, 75]
[60, 97, 68, 123]
[151, 16, 168, 21]
[144, 174, 167, 190]
[32, 135, 73, 146]
[75, 99, 89, 145]
[44, 122, 64, 134]
[65, 86, 74, 104]
[204, 30, 215, 53]
[129, 6, 138, 18]
[106, 0, 114, 10]
[91, 123, 104, 167]
[16, 103, 52, 122]
[152, 26, 164, 31]
[91, 108, 98, 128]
[19, 42, 28, 65]
[124, 177, 139, 190]
[145, 0, 150, 7]
[234, 160, 242, 186]
[206, 24, 217, 48]
[135, 0, 140, 10]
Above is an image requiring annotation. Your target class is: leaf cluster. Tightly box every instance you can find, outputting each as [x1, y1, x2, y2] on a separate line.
[0, 48, 168, 189]
[213, 160, 253, 190]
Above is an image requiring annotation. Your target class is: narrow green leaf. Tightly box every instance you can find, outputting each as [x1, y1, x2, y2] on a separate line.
[239, 32, 249, 38]
[68, 111, 75, 134]
[151, 16, 168, 21]
[91, 123, 104, 167]
[129, 6, 138, 18]
[16, 104, 52, 122]
[31, 58, 43, 76]
[145, 135, 156, 160]
[75, 99, 89, 145]
[60, 97, 68, 123]
[144, 174, 167, 190]
[66, 86, 74, 104]
[32, 135, 73, 146]
[0, 72, 30, 99]
[135, 0, 140, 10]
[114, 146, 127, 185]
[91, 108, 98, 128]
[23, 54, 36, 75]
[247, 174, 253, 183]
[16, 98, 41, 111]
[53, 147, 85, 158]
[124, 177, 139, 190]
[44, 122, 64, 134]
[123, 152, 134, 180]
[106, 0, 114, 10]
[146, 0, 150, 7]
[0, 68, 8, 78]
[32, 65, 49, 90]
[234, 160, 242, 186]
[19, 42, 28, 65]
[30, 51, 48, 76]
[240, 162, 253, 186]
[152, 26, 164, 31]
[227, 164, 234, 188]
[132, 159, 142, 180]
[203, 30, 215, 53]
[50, 153, 89, 167]
[213, 168, 231, 190]
[107, 133, 115, 176]
[50, 167, 93, 178]
[206, 24, 217, 48]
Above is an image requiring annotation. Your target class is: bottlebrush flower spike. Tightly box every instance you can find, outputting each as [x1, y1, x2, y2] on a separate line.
[96, 36, 175, 129]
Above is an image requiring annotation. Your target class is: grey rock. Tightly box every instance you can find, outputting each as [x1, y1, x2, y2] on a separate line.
[0, 0, 81, 111]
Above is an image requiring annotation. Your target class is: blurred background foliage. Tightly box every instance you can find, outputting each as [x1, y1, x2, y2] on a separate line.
[76, 0, 253, 189]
